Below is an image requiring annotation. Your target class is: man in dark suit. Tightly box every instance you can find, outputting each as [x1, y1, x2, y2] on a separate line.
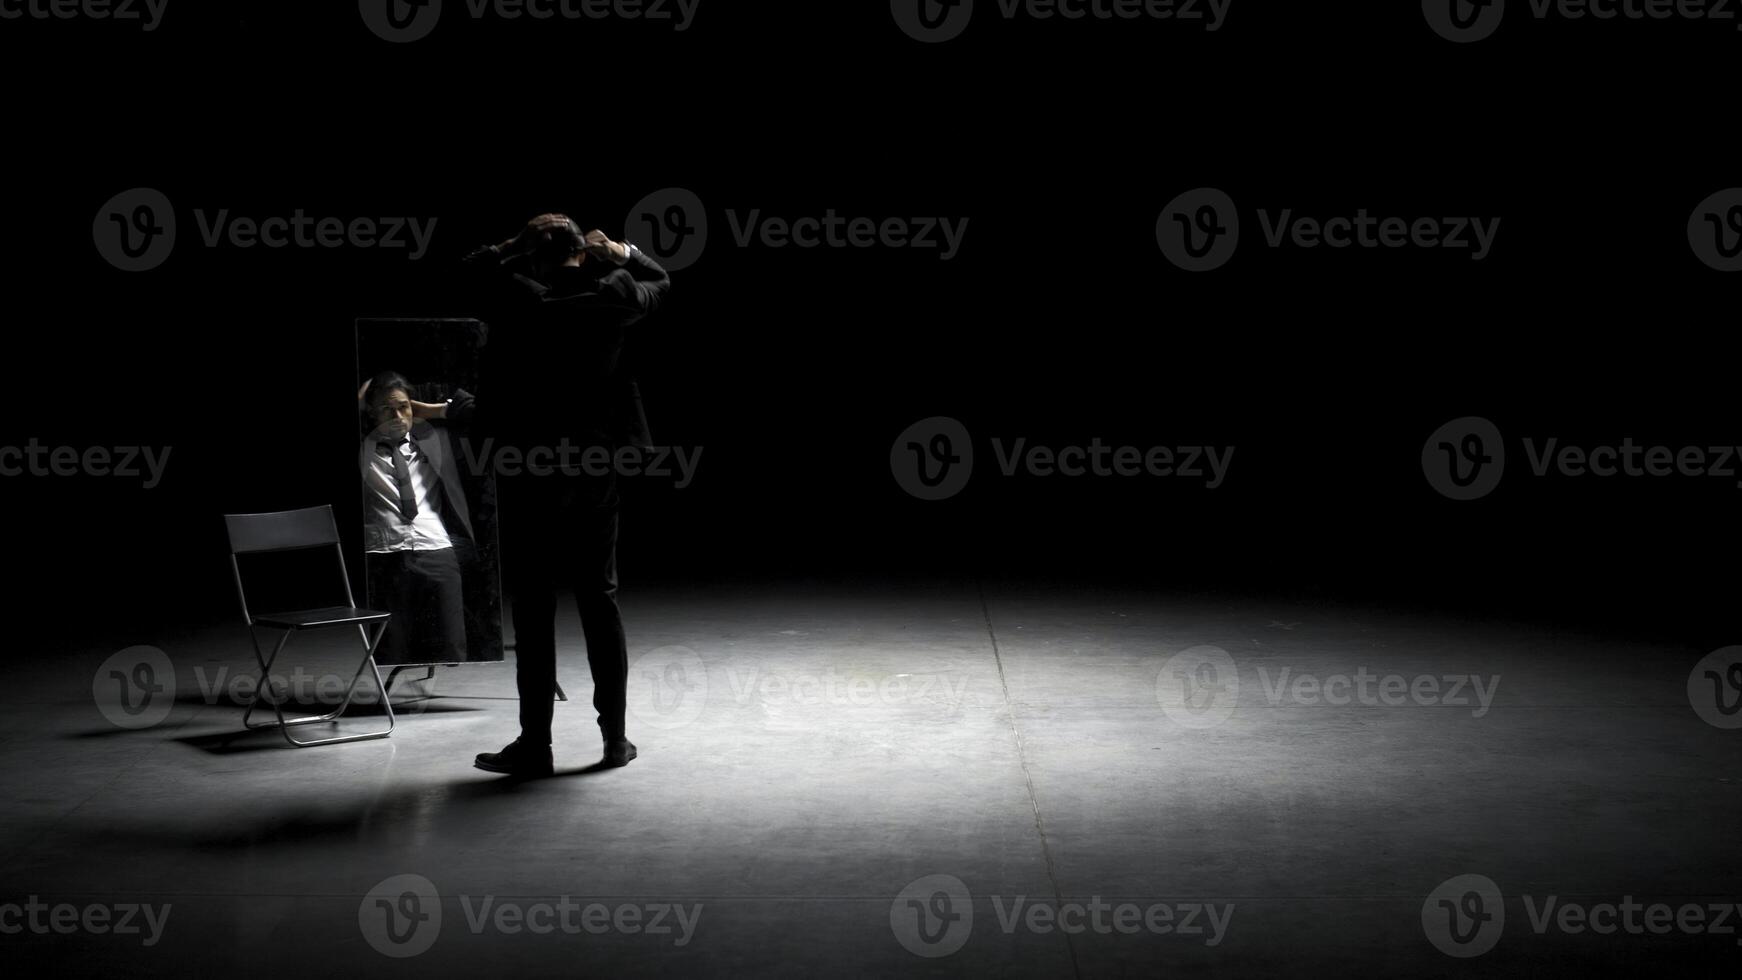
[425, 213, 671, 775]
[359, 371, 480, 665]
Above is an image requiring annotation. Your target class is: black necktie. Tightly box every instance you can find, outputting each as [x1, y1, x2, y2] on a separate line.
[378, 437, 418, 523]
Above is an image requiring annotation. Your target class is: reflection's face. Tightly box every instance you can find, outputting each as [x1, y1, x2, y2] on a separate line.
[371, 388, 413, 438]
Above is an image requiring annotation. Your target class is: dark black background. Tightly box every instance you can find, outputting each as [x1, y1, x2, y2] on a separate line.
[3, 1, 1734, 651]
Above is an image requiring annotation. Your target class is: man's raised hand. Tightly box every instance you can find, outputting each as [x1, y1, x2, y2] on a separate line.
[583, 229, 629, 263]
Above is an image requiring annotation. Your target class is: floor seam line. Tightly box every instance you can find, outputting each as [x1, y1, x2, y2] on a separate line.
[978, 580, 1082, 980]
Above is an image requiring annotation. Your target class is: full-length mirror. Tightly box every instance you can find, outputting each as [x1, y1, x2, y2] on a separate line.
[355, 317, 504, 666]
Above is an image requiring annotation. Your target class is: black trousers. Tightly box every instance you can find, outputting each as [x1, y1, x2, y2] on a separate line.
[501, 469, 627, 744]
[365, 547, 466, 665]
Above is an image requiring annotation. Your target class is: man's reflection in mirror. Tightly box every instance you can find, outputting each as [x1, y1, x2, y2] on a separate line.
[358, 370, 474, 664]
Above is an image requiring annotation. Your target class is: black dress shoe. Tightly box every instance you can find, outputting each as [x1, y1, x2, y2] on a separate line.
[601, 738, 638, 768]
[475, 740, 553, 776]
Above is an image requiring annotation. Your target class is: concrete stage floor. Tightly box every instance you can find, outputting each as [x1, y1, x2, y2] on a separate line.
[4, 581, 1738, 977]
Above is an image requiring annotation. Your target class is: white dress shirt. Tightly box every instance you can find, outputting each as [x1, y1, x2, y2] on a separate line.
[363, 433, 453, 554]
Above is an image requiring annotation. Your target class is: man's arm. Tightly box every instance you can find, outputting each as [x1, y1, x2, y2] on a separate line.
[411, 388, 476, 427]
[462, 227, 551, 318]
[583, 230, 671, 316]
[464, 213, 571, 268]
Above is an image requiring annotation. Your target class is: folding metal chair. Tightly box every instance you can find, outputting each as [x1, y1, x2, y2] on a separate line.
[223, 505, 395, 746]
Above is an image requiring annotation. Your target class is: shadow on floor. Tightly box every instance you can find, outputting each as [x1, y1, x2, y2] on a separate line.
[38, 760, 623, 854]
[62, 696, 484, 742]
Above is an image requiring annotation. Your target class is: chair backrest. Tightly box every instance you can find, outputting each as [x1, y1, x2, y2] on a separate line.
[225, 506, 341, 554]
[222, 506, 354, 623]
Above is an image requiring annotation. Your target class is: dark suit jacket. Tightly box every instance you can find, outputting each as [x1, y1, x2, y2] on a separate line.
[463, 247, 672, 450]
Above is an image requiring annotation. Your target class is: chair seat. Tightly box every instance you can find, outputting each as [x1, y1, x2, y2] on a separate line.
[253, 606, 391, 630]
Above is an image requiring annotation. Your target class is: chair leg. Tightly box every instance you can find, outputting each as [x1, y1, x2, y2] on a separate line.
[241, 621, 396, 747]
[242, 627, 352, 730]
[242, 625, 293, 731]
[279, 620, 395, 747]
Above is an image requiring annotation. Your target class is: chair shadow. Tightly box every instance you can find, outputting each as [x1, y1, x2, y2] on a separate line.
[168, 699, 490, 754]
[63, 696, 483, 743]
[56, 760, 618, 853]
